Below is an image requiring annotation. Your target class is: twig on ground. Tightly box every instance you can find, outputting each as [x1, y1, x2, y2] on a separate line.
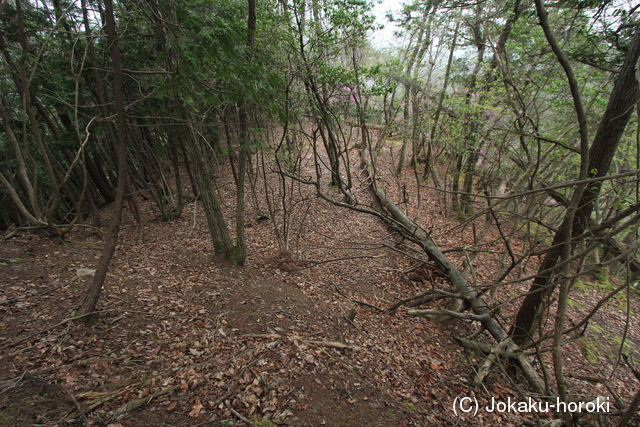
[230, 407, 253, 425]
[242, 333, 360, 351]
[304, 340, 361, 351]
[352, 299, 385, 312]
[58, 382, 91, 427]
[0, 311, 102, 350]
[18, 374, 92, 427]
[210, 358, 260, 409]
[343, 313, 361, 331]
[0, 370, 28, 395]
[107, 385, 178, 420]
[293, 255, 383, 272]
[330, 281, 384, 312]
[0, 283, 68, 306]
[1, 225, 18, 240]
[387, 290, 431, 311]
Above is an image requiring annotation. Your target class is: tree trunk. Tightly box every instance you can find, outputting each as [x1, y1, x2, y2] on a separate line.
[460, 147, 479, 215]
[187, 121, 237, 257]
[85, 149, 116, 203]
[457, 6, 485, 215]
[451, 154, 463, 212]
[359, 143, 546, 394]
[511, 26, 640, 345]
[77, 0, 128, 318]
[424, 20, 459, 184]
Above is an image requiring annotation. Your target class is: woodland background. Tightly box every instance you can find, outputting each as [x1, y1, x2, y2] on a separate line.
[1, 0, 640, 425]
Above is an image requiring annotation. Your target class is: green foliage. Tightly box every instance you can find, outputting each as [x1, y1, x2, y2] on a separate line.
[566, 298, 585, 310]
[560, 0, 609, 8]
[402, 402, 416, 411]
[581, 322, 637, 366]
[364, 59, 402, 96]
[594, 267, 610, 287]
[177, 0, 284, 108]
[574, 281, 589, 293]
[610, 332, 636, 353]
[579, 336, 603, 365]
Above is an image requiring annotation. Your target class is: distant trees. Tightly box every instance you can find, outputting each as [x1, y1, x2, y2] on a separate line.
[0, 0, 284, 320]
[149, 0, 286, 266]
[1, 0, 92, 234]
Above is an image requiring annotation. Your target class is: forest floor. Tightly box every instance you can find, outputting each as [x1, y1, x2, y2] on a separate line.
[1, 139, 640, 426]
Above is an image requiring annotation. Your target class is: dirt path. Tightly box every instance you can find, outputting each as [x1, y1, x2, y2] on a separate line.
[1, 152, 639, 426]
[1, 199, 438, 426]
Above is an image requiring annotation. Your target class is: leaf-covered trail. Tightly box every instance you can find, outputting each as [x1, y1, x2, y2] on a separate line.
[0, 194, 494, 426]
[1, 164, 638, 426]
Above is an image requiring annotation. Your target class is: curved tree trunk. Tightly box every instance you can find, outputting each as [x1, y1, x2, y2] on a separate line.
[510, 26, 640, 345]
[77, 0, 128, 318]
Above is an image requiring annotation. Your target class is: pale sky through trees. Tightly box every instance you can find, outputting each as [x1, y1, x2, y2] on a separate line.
[371, 0, 403, 47]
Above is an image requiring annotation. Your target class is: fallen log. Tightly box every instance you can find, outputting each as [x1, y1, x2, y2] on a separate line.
[359, 144, 546, 394]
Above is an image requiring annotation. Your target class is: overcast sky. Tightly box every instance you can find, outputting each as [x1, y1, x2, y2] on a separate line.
[370, 0, 405, 48]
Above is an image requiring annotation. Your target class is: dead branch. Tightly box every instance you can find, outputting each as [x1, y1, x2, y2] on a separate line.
[15, 374, 91, 427]
[0, 311, 103, 350]
[405, 289, 460, 309]
[407, 308, 490, 322]
[241, 333, 282, 340]
[352, 299, 385, 312]
[73, 372, 169, 417]
[293, 254, 383, 271]
[241, 333, 360, 351]
[305, 340, 361, 351]
[0, 370, 28, 395]
[453, 337, 543, 391]
[107, 385, 178, 420]
[623, 354, 640, 382]
[210, 359, 260, 409]
[474, 340, 510, 386]
[57, 381, 91, 427]
[617, 388, 640, 427]
[359, 143, 546, 394]
[331, 281, 385, 311]
[387, 290, 431, 311]
[0, 283, 67, 306]
[1, 225, 18, 240]
[230, 407, 253, 425]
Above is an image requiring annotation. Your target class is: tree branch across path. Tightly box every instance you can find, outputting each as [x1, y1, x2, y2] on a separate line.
[356, 143, 547, 394]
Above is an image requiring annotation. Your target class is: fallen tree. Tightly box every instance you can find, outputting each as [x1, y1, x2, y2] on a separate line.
[281, 115, 548, 392]
[356, 143, 547, 394]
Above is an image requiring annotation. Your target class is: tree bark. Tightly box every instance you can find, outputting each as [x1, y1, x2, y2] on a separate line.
[187, 121, 236, 257]
[85, 148, 116, 203]
[359, 143, 546, 393]
[511, 25, 640, 345]
[77, 0, 128, 317]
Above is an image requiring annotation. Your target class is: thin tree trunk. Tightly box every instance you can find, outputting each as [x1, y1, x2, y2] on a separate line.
[0, 100, 41, 221]
[358, 143, 546, 393]
[424, 20, 459, 184]
[85, 149, 116, 203]
[14, 0, 63, 235]
[77, 0, 128, 318]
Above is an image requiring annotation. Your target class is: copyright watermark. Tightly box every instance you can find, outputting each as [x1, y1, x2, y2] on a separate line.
[452, 396, 611, 416]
